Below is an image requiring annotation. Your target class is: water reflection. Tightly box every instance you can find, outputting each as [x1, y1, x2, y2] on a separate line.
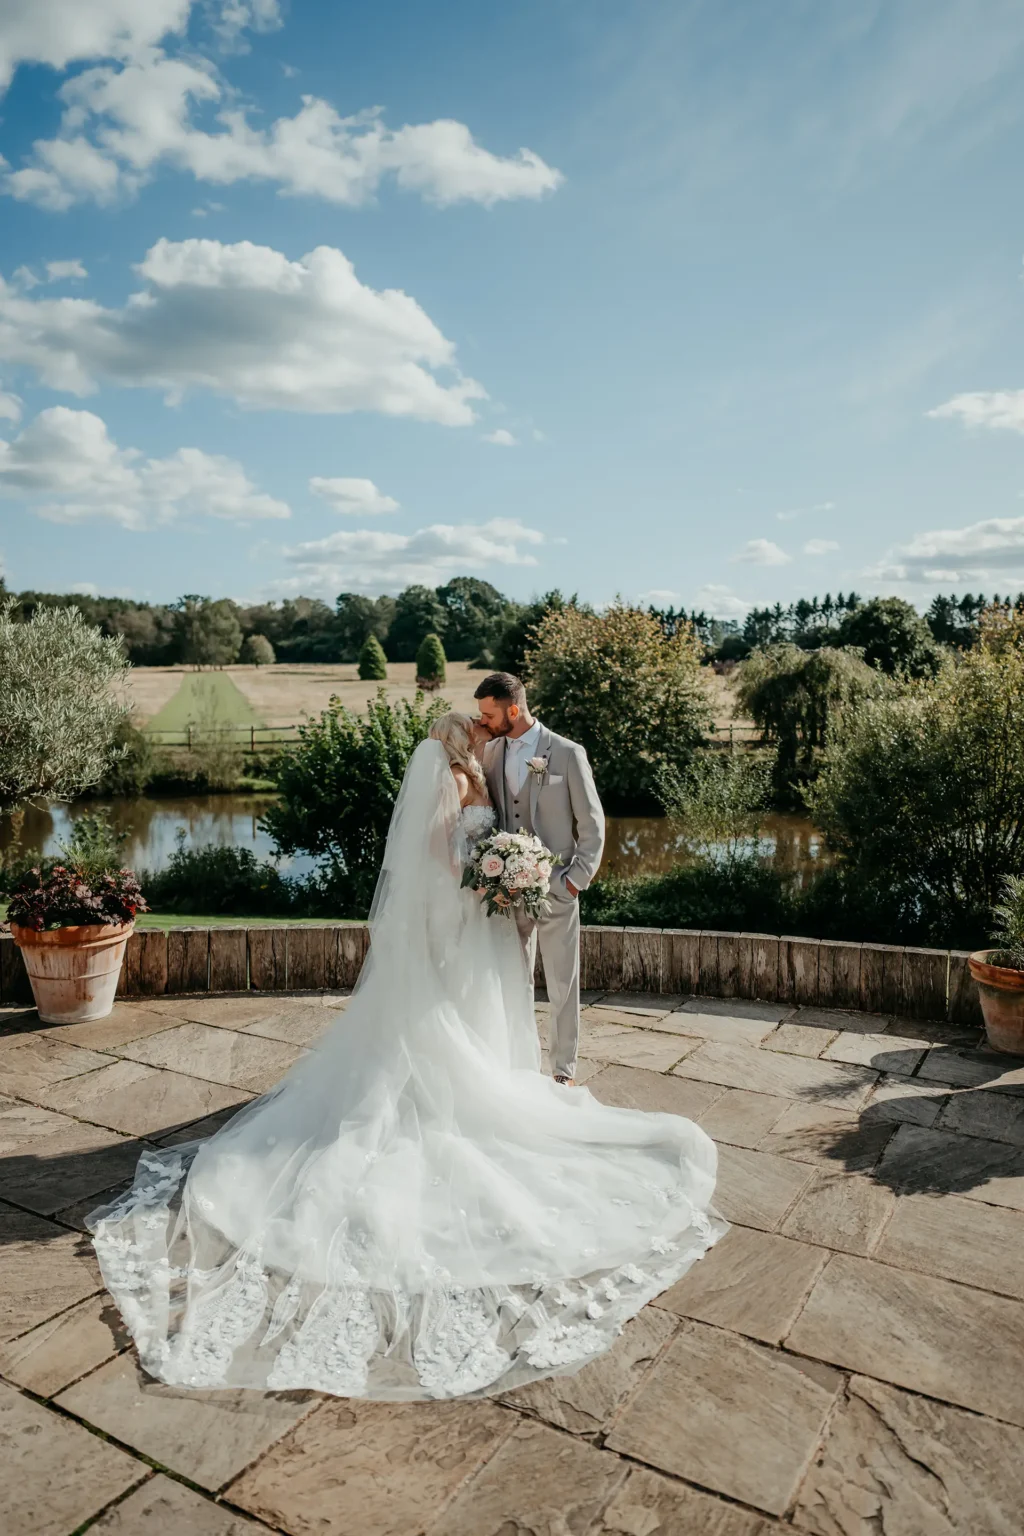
[2, 796, 318, 879]
[4, 795, 829, 886]
[603, 812, 830, 885]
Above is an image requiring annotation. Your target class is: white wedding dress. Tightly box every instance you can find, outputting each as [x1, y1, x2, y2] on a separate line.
[89, 741, 726, 1400]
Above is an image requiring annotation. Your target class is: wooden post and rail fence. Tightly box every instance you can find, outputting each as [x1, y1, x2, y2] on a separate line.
[0, 925, 983, 1027]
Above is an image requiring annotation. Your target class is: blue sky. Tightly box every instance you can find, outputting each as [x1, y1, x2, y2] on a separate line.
[2, 0, 1024, 617]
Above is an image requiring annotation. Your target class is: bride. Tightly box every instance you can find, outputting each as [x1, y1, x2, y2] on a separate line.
[89, 712, 726, 1400]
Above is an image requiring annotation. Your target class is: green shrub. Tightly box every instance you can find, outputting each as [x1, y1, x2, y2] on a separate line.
[95, 719, 155, 796]
[992, 875, 1024, 969]
[358, 633, 388, 681]
[143, 834, 297, 916]
[525, 603, 713, 810]
[261, 690, 446, 909]
[241, 633, 276, 666]
[808, 610, 1024, 941]
[582, 860, 794, 935]
[415, 632, 447, 689]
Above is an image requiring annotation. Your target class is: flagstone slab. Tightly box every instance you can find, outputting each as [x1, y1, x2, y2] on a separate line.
[586, 1063, 724, 1119]
[780, 1171, 895, 1257]
[679, 996, 791, 1023]
[37, 1057, 248, 1138]
[860, 1074, 948, 1128]
[0, 1032, 114, 1100]
[786, 1251, 1024, 1426]
[822, 1032, 927, 1074]
[502, 1305, 676, 1435]
[155, 1098, 253, 1147]
[228, 1396, 513, 1536]
[578, 1019, 695, 1072]
[873, 1121, 1024, 1199]
[785, 1007, 882, 1035]
[758, 1101, 894, 1172]
[916, 1047, 1024, 1092]
[656, 1225, 826, 1344]
[765, 1021, 839, 1057]
[0, 1205, 101, 1342]
[697, 1088, 790, 1148]
[661, 1010, 780, 1046]
[672, 1039, 879, 1111]
[794, 1375, 1024, 1536]
[90, 1475, 267, 1534]
[140, 995, 317, 1027]
[0, 1100, 141, 1215]
[0, 1291, 128, 1396]
[606, 1321, 841, 1516]
[937, 1087, 1024, 1146]
[714, 1142, 814, 1231]
[0, 1381, 144, 1536]
[430, 1419, 628, 1536]
[56, 1354, 320, 1492]
[597, 1466, 781, 1535]
[240, 1006, 335, 1047]
[875, 1192, 1024, 1299]
[56, 1179, 133, 1232]
[117, 1021, 303, 1092]
[42, 1004, 184, 1052]
[596, 992, 686, 1015]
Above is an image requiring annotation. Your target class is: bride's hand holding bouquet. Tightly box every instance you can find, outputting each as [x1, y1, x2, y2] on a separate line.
[462, 830, 558, 919]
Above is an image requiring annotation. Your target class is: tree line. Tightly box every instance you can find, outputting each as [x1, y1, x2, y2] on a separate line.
[3, 572, 1020, 673]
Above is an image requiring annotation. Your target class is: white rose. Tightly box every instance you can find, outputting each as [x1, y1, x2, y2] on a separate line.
[480, 854, 505, 878]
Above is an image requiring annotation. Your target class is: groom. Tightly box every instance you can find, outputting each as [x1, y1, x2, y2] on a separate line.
[475, 672, 605, 1086]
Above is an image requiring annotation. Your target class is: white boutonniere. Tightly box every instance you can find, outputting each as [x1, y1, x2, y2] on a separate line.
[526, 756, 548, 781]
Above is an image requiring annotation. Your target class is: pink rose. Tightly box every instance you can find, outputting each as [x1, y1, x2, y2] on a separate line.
[480, 854, 505, 878]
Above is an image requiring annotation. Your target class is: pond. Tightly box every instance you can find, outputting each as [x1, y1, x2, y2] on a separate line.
[4, 795, 832, 886]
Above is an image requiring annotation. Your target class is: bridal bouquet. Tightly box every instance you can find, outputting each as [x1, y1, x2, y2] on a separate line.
[462, 830, 557, 919]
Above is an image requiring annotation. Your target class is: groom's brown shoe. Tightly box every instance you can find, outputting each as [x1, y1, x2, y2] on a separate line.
[554, 1074, 575, 1086]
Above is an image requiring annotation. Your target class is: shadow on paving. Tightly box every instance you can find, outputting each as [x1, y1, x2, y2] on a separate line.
[0, 1140, 145, 1244]
[798, 1042, 1024, 1197]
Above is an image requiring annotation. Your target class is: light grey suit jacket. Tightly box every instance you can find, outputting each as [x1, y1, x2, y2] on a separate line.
[483, 724, 605, 893]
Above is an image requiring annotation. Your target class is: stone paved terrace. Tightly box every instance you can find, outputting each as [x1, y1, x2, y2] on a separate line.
[3, 988, 1024, 1535]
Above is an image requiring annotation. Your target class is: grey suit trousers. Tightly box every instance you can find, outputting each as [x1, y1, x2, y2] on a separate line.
[516, 887, 581, 1080]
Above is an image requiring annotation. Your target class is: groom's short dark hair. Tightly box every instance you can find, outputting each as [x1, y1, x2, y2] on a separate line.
[474, 672, 526, 708]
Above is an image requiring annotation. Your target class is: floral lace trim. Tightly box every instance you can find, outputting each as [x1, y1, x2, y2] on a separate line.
[90, 1161, 724, 1398]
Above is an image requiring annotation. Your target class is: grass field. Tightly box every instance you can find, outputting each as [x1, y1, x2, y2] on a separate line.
[127, 661, 753, 741]
[129, 662, 484, 728]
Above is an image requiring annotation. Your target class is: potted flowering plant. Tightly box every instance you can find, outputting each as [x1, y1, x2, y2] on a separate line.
[6, 815, 147, 1025]
[969, 875, 1024, 1056]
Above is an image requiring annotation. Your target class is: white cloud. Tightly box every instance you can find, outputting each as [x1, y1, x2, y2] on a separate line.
[868, 515, 1024, 584]
[776, 500, 835, 523]
[3, 37, 563, 212]
[12, 258, 88, 289]
[481, 428, 517, 446]
[0, 0, 191, 93]
[0, 392, 21, 422]
[730, 538, 792, 567]
[929, 391, 1024, 433]
[0, 405, 290, 528]
[211, 0, 283, 51]
[0, 237, 485, 426]
[310, 477, 399, 515]
[281, 517, 545, 595]
[804, 538, 840, 556]
[693, 583, 750, 619]
[71, 581, 100, 596]
[640, 588, 680, 604]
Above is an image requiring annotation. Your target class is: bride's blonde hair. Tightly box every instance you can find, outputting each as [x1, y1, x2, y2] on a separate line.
[430, 711, 486, 796]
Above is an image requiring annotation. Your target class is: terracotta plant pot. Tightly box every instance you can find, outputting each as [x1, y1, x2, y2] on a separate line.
[11, 922, 134, 1025]
[968, 949, 1024, 1056]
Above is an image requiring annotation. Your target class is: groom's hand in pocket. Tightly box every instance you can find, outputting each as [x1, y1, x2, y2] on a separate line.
[565, 879, 579, 898]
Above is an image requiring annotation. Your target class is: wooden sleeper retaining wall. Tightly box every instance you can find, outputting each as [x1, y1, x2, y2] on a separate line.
[0, 924, 983, 1027]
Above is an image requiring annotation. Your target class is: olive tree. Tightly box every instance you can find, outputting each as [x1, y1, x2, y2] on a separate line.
[0, 599, 129, 816]
[525, 603, 713, 809]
